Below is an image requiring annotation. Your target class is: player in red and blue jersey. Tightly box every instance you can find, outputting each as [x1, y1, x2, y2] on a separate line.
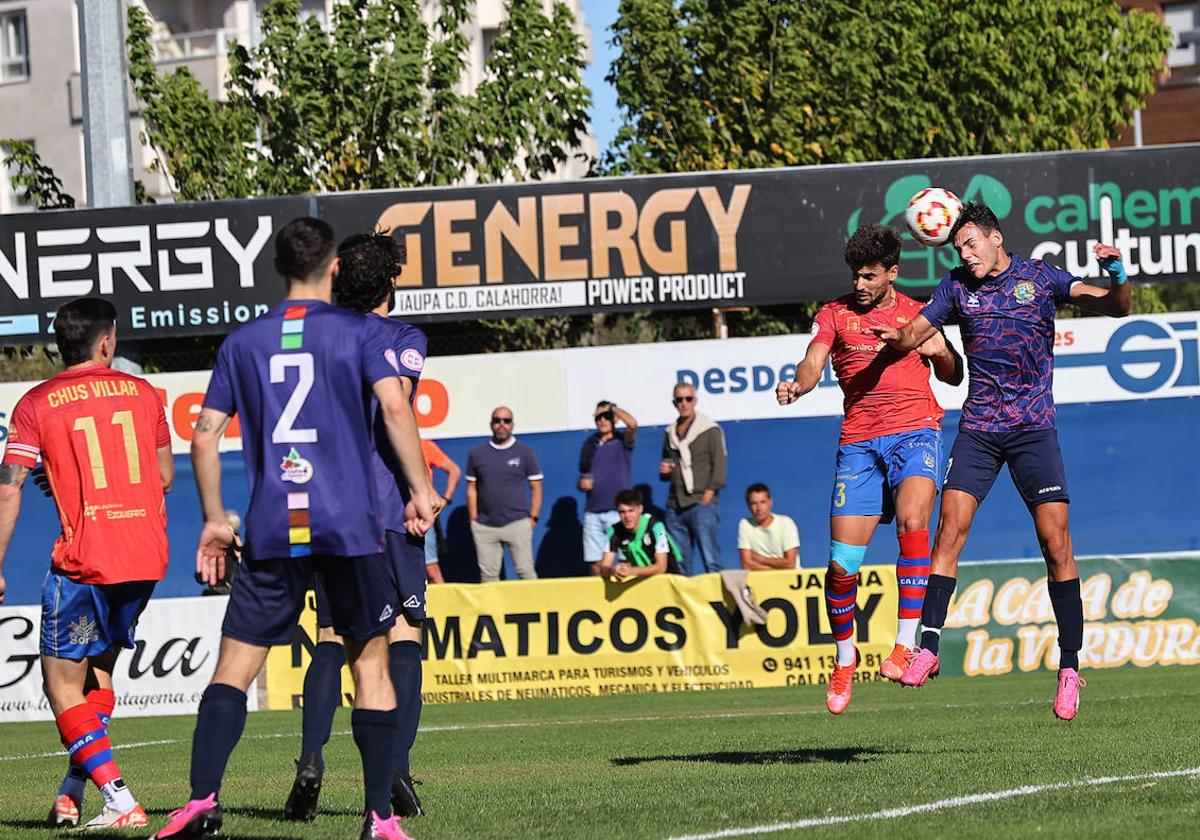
[777, 224, 963, 715]
[153, 219, 434, 840]
[0, 297, 173, 830]
[874, 202, 1131, 720]
[285, 232, 435, 825]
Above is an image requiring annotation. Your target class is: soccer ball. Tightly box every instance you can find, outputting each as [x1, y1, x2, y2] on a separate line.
[905, 188, 962, 247]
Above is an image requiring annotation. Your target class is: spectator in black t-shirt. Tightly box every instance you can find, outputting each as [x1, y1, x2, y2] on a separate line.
[600, 489, 682, 580]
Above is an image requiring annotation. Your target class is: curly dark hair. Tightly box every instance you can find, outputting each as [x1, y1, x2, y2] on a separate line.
[844, 223, 901, 271]
[334, 232, 407, 313]
[949, 201, 1002, 240]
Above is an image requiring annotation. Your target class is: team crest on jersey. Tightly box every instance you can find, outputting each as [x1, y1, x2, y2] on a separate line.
[280, 448, 314, 484]
[966, 293, 980, 308]
[1013, 281, 1036, 303]
[68, 616, 100, 646]
[846, 316, 861, 333]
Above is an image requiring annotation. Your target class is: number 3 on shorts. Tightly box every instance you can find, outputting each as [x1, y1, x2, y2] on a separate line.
[833, 482, 847, 508]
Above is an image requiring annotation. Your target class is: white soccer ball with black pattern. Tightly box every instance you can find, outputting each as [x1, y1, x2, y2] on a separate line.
[905, 188, 962, 247]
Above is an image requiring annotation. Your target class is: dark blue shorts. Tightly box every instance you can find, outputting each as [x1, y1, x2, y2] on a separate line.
[316, 530, 426, 627]
[222, 548, 398, 647]
[832, 427, 942, 523]
[40, 572, 155, 660]
[944, 428, 1070, 507]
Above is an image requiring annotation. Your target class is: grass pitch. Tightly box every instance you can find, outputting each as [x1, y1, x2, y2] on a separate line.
[1, 666, 1197, 839]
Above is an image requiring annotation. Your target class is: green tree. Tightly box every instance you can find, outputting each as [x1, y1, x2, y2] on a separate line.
[126, 0, 591, 201]
[608, 0, 1171, 174]
[0, 141, 76, 210]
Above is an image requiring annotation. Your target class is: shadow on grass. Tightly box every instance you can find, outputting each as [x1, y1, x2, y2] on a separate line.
[613, 746, 897, 766]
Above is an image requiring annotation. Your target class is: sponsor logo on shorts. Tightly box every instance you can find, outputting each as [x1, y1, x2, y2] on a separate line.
[379, 603, 395, 622]
[1014, 281, 1036, 303]
[402, 595, 422, 609]
[923, 452, 936, 471]
[68, 616, 99, 647]
[280, 448, 314, 484]
[1038, 485, 1063, 494]
[943, 457, 954, 485]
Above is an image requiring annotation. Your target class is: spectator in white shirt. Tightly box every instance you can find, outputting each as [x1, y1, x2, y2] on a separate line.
[737, 483, 800, 569]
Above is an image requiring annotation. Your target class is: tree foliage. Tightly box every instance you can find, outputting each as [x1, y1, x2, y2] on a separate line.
[607, 0, 1172, 174]
[126, 0, 591, 201]
[0, 140, 76, 210]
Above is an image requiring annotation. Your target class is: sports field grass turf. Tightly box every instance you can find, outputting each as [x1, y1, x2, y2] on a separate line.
[2, 666, 1197, 839]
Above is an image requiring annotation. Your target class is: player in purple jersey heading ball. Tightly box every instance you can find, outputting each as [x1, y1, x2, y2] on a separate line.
[874, 202, 1131, 721]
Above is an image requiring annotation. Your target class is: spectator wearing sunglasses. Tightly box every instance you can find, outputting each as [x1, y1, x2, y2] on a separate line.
[660, 383, 727, 575]
[466, 407, 543, 582]
[577, 401, 638, 574]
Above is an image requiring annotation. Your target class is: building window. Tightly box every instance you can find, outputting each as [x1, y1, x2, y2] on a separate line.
[1165, 2, 1199, 68]
[481, 27, 498, 65]
[0, 10, 29, 83]
[0, 142, 34, 214]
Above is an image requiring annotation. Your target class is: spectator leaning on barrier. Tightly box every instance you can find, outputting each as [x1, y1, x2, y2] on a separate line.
[578, 400, 637, 575]
[660, 382, 727, 575]
[421, 437, 460, 584]
[738, 483, 800, 570]
[466, 406, 543, 582]
[600, 488, 682, 579]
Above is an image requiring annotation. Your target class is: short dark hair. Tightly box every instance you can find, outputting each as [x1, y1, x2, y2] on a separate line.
[844, 223, 901, 271]
[745, 482, 771, 499]
[55, 297, 117, 366]
[614, 488, 643, 508]
[949, 201, 1002, 241]
[274, 217, 336, 282]
[335, 233, 406, 313]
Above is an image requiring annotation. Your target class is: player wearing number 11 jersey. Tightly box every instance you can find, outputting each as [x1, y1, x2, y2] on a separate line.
[0, 297, 173, 830]
[153, 218, 434, 840]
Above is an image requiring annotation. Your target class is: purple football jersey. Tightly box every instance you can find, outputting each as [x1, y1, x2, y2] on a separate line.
[204, 300, 398, 559]
[921, 253, 1078, 432]
[367, 315, 428, 533]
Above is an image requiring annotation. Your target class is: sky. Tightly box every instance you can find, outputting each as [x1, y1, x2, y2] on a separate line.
[579, 0, 620, 159]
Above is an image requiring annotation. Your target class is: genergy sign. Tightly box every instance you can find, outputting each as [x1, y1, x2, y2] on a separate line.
[1, 311, 1197, 450]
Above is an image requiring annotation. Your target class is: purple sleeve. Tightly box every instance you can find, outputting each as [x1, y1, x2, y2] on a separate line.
[360, 315, 400, 386]
[920, 275, 956, 328]
[1043, 262, 1078, 303]
[524, 446, 543, 480]
[203, 342, 236, 415]
[392, 324, 428, 382]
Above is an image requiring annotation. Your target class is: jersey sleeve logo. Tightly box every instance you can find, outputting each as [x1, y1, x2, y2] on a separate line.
[280, 447, 314, 484]
[400, 348, 425, 372]
[384, 348, 401, 373]
[1013, 281, 1036, 303]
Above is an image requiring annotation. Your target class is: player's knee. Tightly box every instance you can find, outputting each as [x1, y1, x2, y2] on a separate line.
[896, 513, 928, 535]
[1038, 528, 1071, 565]
[829, 542, 867, 576]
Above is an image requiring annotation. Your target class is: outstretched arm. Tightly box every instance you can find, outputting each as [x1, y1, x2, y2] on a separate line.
[917, 329, 965, 387]
[776, 339, 832, 405]
[871, 313, 939, 352]
[1070, 244, 1132, 318]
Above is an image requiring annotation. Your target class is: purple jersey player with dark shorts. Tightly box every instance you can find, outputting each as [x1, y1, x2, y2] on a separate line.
[153, 218, 434, 840]
[873, 202, 1131, 721]
[285, 232, 435, 827]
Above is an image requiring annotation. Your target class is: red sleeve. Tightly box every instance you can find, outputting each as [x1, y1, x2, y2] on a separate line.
[2, 393, 41, 468]
[811, 303, 838, 347]
[153, 394, 170, 449]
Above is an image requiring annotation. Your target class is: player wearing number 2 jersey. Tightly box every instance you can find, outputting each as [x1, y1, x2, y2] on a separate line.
[0, 297, 173, 830]
[777, 224, 962, 715]
[153, 219, 434, 840]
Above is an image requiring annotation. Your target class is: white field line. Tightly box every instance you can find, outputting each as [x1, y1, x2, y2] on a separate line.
[665, 767, 1200, 840]
[2, 686, 1196, 763]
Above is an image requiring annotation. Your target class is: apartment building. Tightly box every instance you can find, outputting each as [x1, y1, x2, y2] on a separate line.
[0, 0, 595, 210]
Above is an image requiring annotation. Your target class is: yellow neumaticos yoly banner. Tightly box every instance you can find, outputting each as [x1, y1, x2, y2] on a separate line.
[263, 569, 900, 709]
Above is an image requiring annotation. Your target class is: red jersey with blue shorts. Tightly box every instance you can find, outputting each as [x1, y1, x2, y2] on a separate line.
[2, 365, 170, 584]
[811, 292, 943, 445]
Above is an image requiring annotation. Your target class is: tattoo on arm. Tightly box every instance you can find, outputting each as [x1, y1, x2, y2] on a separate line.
[194, 414, 214, 434]
[0, 464, 30, 487]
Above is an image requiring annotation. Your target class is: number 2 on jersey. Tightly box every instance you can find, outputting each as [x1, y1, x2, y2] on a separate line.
[73, 411, 141, 490]
[270, 352, 318, 444]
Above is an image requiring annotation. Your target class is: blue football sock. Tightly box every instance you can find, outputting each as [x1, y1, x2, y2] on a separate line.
[189, 683, 247, 801]
[389, 640, 423, 777]
[300, 641, 345, 768]
[352, 708, 397, 818]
